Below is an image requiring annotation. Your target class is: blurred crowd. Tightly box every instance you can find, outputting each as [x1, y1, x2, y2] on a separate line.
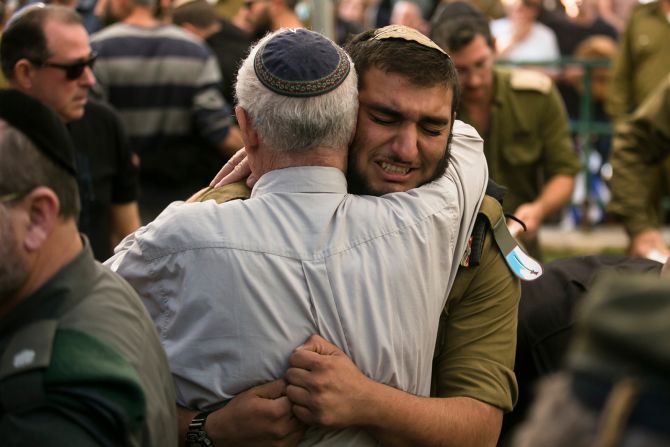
[0, 1, 669, 446]
[0, 0, 668, 261]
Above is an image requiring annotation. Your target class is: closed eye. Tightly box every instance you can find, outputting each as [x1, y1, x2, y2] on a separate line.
[369, 113, 397, 125]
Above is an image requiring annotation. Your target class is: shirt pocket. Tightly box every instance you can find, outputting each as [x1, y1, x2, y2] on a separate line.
[503, 131, 542, 166]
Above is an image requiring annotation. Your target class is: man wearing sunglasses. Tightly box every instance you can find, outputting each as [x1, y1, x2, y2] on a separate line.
[0, 4, 141, 262]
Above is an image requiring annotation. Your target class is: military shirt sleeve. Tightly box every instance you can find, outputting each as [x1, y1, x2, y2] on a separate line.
[607, 75, 670, 236]
[431, 232, 520, 412]
[0, 329, 147, 447]
[605, 16, 635, 120]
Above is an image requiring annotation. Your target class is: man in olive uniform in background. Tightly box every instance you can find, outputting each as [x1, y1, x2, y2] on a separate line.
[0, 90, 177, 446]
[605, 0, 670, 259]
[176, 26, 528, 447]
[605, 0, 670, 121]
[431, 2, 581, 259]
[608, 74, 670, 260]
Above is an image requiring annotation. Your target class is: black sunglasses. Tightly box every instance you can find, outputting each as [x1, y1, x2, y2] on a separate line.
[38, 52, 98, 80]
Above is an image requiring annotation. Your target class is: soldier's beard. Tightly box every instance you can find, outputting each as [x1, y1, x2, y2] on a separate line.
[347, 131, 453, 196]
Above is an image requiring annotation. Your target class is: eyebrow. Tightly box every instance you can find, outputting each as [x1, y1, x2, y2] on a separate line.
[365, 102, 451, 127]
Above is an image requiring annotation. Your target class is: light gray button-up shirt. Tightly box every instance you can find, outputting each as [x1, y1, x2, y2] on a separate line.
[107, 120, 488, 445]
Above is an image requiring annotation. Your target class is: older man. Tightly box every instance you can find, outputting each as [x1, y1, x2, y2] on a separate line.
[107, 28, 488, 446]
[0, 5, 140, 260]
[0, 90, 176, 446]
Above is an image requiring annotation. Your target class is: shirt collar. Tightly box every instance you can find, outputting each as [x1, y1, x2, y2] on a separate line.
[0, 237, 95, 336]
[251, 166, 348, 197]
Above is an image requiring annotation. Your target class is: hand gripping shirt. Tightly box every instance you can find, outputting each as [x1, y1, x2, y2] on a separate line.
[107, 120, 488, 445]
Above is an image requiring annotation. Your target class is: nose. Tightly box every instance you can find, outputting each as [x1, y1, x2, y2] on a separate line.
[80, 66, 96, 87]
[465, 70, 483, 89]
[390, 124, 419, 162]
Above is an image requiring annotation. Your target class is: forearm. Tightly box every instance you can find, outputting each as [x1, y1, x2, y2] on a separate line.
[608, 132, 658, 236]
[608, 96, 670, 236]
[177, 406, 196, 447]
[110, 202, 141, 248]
[531, 174, 574, 219]
[359, 384, 502, 447]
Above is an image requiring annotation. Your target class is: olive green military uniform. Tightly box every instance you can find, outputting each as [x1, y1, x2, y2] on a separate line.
[605, 2, 670, 237]
[605, 1, 670, 121]
[432, 195, 520, 412]
[459, 67, 580, 258]
[608, 74, 670, 237]
[440, 0, 506, 19]
[0, 241, 177, 446]
[192, 184, 521, 412]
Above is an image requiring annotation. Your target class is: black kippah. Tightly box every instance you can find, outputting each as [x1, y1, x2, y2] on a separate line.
[0, 89, 77, 178]
[254, 29, 351, 97]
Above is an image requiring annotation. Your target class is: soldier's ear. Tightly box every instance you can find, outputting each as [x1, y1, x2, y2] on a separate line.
[12, 59, 37, 91]
[21, 187, 60, 252]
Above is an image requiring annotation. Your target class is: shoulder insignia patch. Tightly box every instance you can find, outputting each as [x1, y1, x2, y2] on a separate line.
[510, 69, 552, 94]
[492, 215, 543, 281]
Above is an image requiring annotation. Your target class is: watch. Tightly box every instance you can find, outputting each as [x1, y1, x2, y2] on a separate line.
[185, 411, 213, 447]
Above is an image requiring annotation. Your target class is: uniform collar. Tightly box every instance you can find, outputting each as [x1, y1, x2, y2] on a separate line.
[0, 237, 96, 337]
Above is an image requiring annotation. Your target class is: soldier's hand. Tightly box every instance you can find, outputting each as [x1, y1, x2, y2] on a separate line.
[630, 228, 670, 262]
[510, 202, 542, 240]
[286, 335, 374, 429]
[209, 148, 258, 188]
[205, 378, 306, 447]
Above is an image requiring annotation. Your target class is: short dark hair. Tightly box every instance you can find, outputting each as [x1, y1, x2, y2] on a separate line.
[172, 0, 219, 29]
[0, 119, 80, 219]
[345, 30, 460, 116]
[429, 2, 494, 53]
[0, 5, 82, 80]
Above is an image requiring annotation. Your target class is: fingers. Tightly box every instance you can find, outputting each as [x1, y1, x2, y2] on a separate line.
[291, 403, 317, 426]
[285, 382, 311, 408]
[210, 147, 248, 187]
[215, 157, 252, 187]
[252, 378, 288, 399]
[285, 364, 311, 387]
[259, 396, 307, 446]
[247, 173, 259, 188]
[297, 334, 341, 355]
[289, 348, 320, 370]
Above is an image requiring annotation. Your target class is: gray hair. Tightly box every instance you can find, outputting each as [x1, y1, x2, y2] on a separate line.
[235, 30, 358, 153]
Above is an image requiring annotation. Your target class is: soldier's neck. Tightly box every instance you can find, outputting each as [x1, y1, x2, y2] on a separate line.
[463, 103, 491, 136]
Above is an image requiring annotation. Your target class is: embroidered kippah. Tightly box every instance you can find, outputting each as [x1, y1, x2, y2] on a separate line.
[372, 25, 449, 57]
[0, 89, 77, 177]
[254, 29, 351, 97]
